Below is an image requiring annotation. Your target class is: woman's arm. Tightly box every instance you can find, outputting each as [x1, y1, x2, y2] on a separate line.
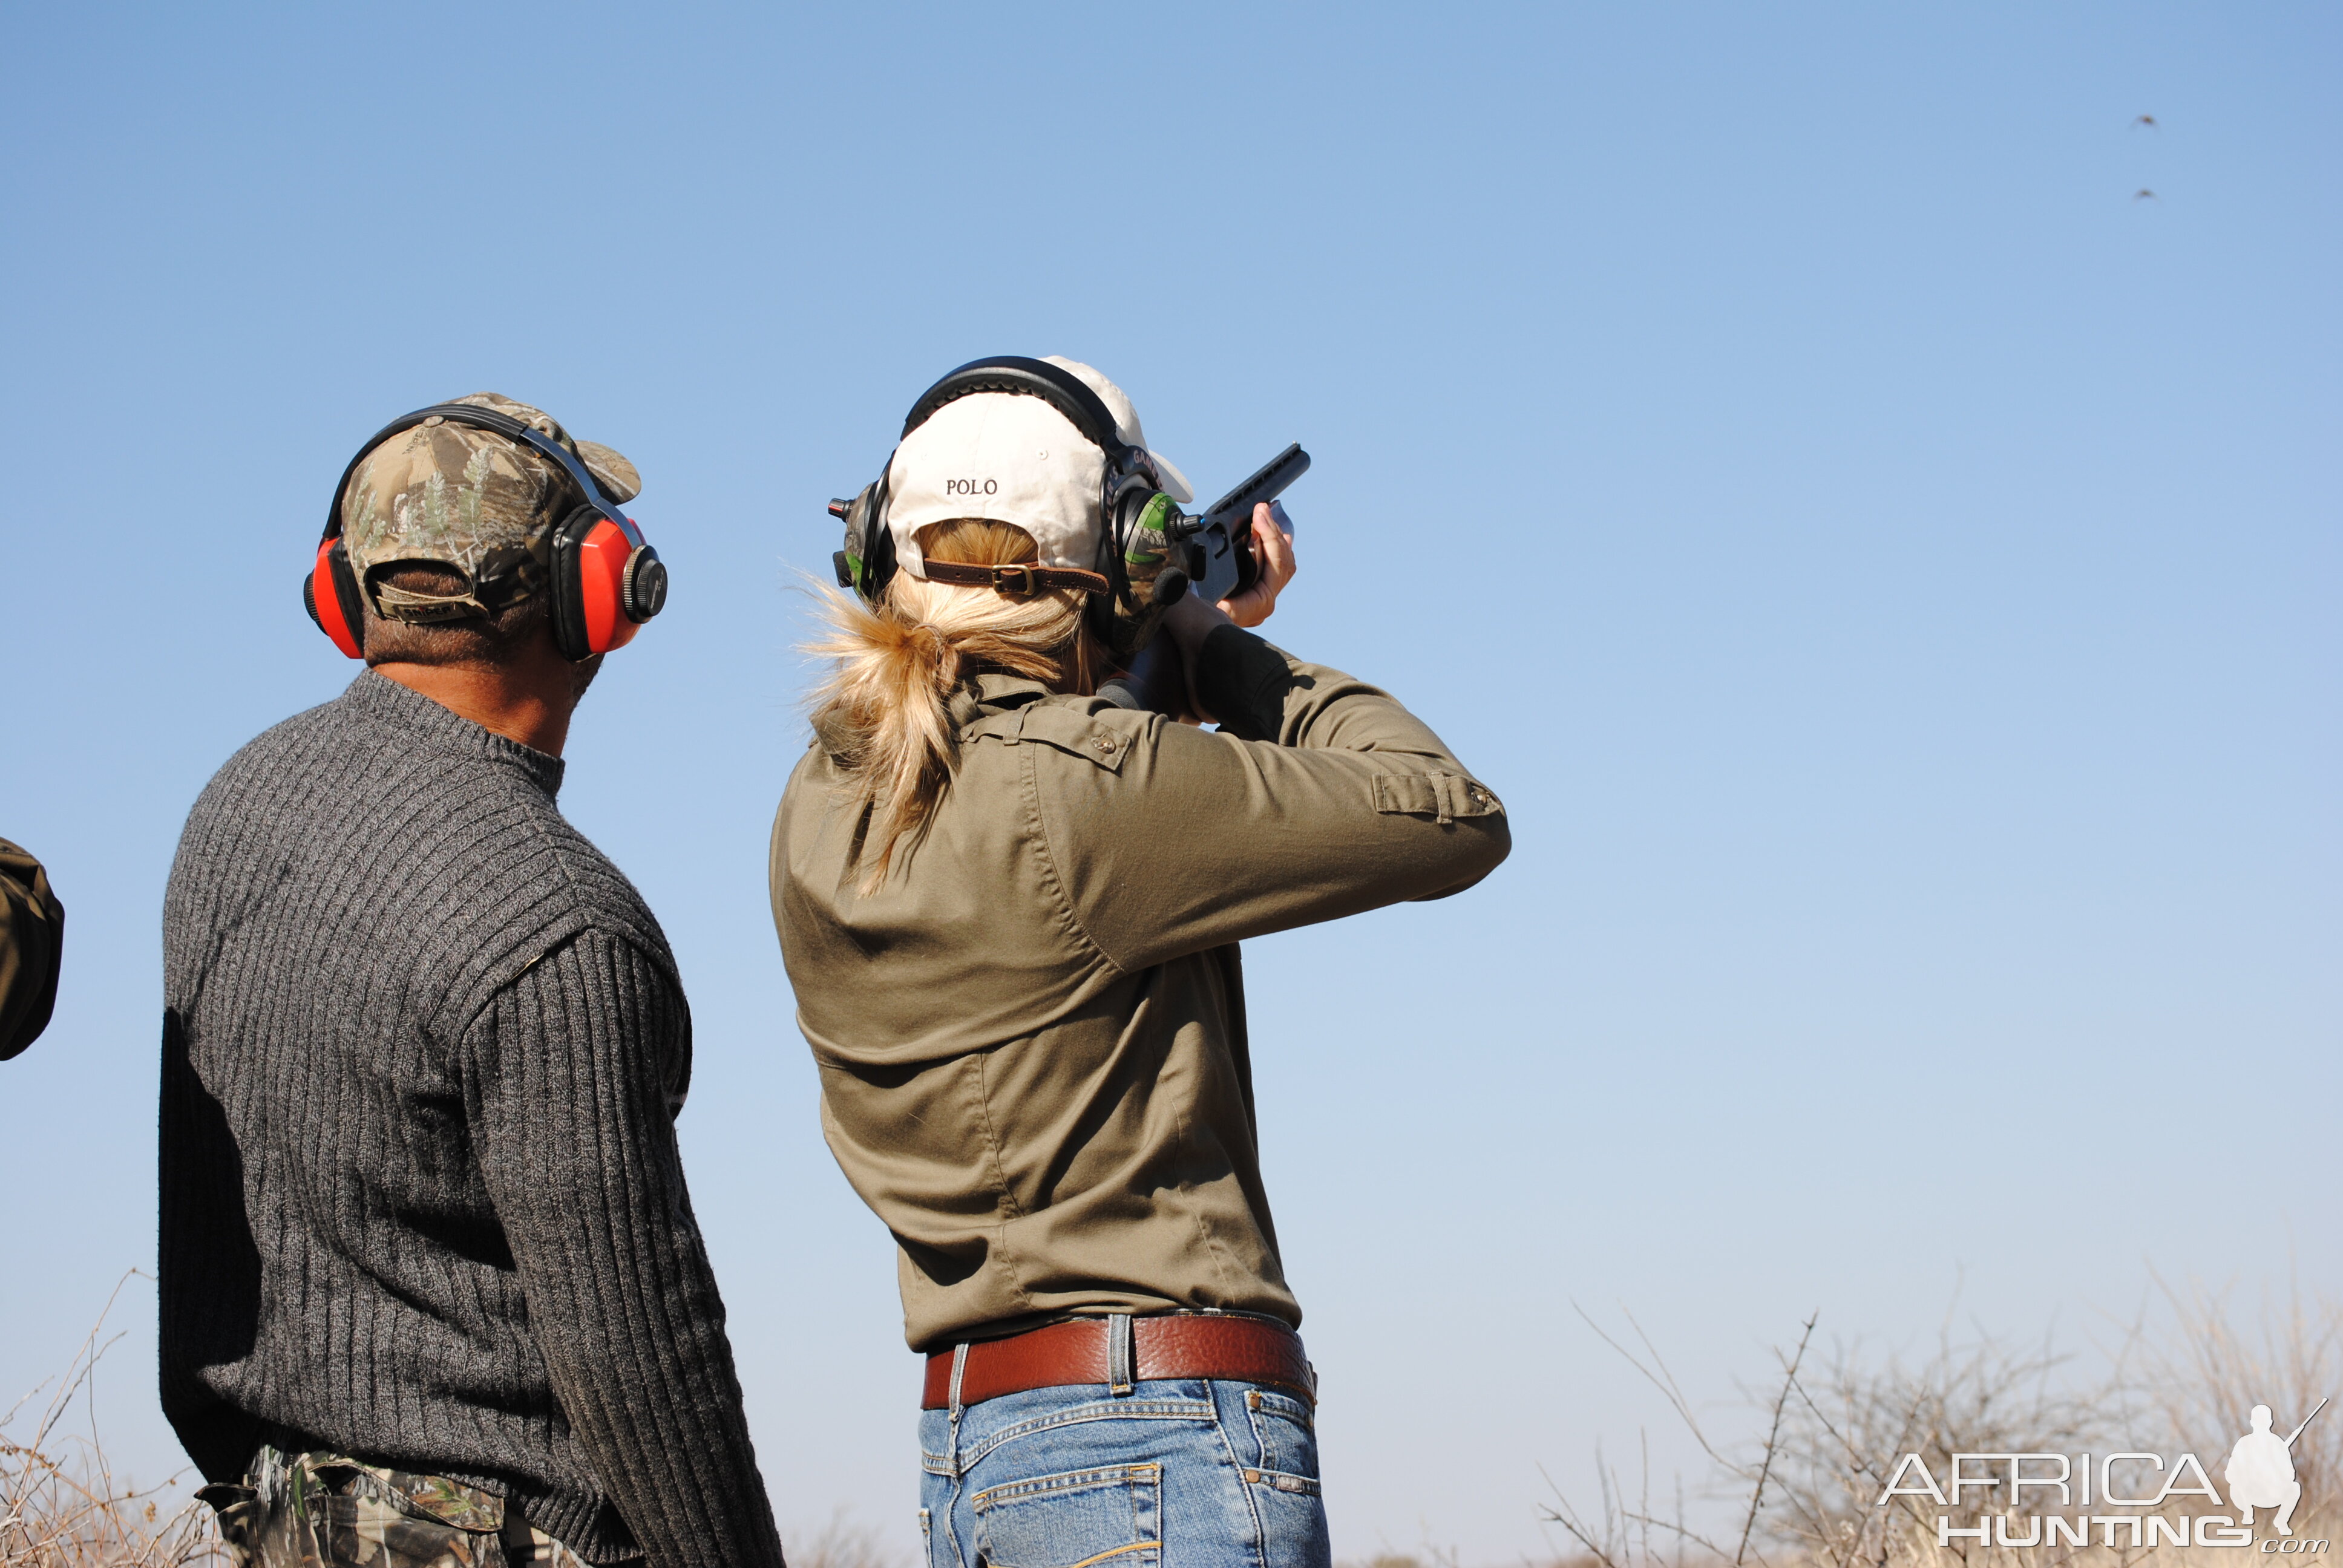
[1036, 616, 1511, 972]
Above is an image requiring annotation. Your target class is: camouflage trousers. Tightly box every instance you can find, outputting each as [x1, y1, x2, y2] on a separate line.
[198, 1446, 592, 1568]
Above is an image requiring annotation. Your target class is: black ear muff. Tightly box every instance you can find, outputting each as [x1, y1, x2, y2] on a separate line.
[1088, 475, 1188, 658]
[859, 483, 896, 603]
[831, 479, 896, 604]
[1088, 474, 1145, 647]
[1109, 472, 1162, 593]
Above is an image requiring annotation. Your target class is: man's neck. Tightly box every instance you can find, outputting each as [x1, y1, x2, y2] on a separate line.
[372, 655, 582, 757]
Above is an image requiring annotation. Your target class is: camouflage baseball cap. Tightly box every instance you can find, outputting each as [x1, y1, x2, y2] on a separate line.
[340, 392, 641, 623]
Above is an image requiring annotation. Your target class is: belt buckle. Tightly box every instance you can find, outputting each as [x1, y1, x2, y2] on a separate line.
[991, 563, 1038, 595]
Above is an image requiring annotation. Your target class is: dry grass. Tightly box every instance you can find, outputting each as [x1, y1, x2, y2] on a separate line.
[0, 1278, 909, 1568]
[0, 1278, 222, 1568]
[13, 1270, 2332, 1568]
[1544, 1274, 2341, 1568]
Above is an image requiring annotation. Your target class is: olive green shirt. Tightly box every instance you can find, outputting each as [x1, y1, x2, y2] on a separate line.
[0, 837, 64, 1062]
[770, 626, 1510, 1351]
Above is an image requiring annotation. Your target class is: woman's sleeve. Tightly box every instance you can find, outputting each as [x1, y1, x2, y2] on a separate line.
[1038, 625, 1512, 972]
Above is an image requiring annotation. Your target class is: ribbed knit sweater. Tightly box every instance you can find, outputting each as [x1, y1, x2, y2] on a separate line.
[159, 671, 785, 1568]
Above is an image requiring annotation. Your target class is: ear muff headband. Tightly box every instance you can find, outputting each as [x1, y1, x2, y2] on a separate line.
[306, 403, 667, 663]
[900, 357, 1132, 458]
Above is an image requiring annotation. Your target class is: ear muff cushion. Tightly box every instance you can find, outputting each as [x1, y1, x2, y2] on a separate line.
[861, 509, 897, 602]
[851, 477, 896, 603]
[549, 506, 595, 661]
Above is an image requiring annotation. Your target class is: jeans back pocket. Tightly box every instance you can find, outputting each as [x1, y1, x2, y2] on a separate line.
[971, 1463, 1161, 1568]
[1243, 1388, 1320, 1486]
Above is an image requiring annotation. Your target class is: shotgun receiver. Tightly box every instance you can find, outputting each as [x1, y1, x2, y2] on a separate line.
[1168, 442, 1310, 609]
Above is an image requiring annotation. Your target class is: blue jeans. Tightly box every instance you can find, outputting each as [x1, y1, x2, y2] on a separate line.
[919, 1379, 1331, 1568]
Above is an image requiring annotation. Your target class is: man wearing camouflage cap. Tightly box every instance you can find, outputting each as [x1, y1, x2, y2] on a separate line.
[160, 395, 786, 1568]
[336, 391, 646, 629]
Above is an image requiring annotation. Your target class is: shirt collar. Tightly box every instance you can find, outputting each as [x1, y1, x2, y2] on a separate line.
[948, 671, 1052, 730]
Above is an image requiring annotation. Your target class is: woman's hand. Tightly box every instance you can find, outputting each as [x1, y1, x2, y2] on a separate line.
[1216, 503, 1297, 628]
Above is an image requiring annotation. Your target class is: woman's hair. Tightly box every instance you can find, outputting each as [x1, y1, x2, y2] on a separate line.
[808, 519, 1111, 892]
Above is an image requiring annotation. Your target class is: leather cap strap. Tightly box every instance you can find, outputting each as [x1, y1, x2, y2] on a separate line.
[921, 1315, 1314, 1410]
[920, 559, 1111, 596]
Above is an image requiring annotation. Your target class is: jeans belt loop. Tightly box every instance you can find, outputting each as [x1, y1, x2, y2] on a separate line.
[948, 1341, 970, 1422]
[1107, 1313, 1135, 1396]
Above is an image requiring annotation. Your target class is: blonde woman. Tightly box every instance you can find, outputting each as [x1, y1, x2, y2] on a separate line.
[772, 358, 1510, 1568]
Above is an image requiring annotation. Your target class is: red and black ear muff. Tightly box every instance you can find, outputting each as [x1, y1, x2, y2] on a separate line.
[307, 401, 667, 664]
[549, 503, 667, 661]
[303, 535, 368, 659]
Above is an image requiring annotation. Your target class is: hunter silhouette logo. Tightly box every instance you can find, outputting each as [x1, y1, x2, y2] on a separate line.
[2230, 1400, 2327, 1537]
[1876, 1397, 2330, 1550]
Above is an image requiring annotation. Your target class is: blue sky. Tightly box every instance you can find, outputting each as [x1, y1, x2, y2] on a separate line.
[1, 4, 2335, 1562]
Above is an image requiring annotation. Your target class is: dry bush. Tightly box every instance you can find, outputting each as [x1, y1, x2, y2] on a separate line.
[2118, 1270, 2343, 1524]
[1, 1280, 223, 1567]
[1546, 1278, 2339, 1568]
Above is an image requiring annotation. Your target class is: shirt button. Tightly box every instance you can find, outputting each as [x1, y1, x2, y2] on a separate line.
[1094, 737, 1117, 753]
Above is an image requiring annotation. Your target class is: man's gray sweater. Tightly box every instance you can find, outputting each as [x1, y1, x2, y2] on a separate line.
[160, 671, 784, 1568]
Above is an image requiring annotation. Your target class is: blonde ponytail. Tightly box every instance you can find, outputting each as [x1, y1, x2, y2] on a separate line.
[807, 521, 1107, 892]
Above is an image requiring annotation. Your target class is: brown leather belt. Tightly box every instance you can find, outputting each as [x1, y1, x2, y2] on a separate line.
[921, 1315, 1313, 1410]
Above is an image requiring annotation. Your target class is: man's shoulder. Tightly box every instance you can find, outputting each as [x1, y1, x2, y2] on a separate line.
[172, 690, 365, 875]
[173, 681, 674, 984]
[194, 688, 353, 797]
[179, 684, 514, 854]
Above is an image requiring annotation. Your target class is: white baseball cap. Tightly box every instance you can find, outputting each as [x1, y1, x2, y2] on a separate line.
[885, 357, 1192, 582]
